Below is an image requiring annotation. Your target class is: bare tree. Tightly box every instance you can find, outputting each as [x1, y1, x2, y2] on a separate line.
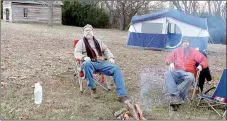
[207, 1, 223, 17]
[191, 1, 199, 15]
[148, 1, 165, 13]
[221, 2, 226, 20]
[105, 0, 147, 30]
[208, 1, 212, 15]
[215, 1, 222, 16]
[172, 1, 183, 12]
[172, 1, 199, 15]
[117, 1, 126, 31]
[105, 1, 115, 26]
[182, 1, 190, 14]
[172, 1, 226, 19]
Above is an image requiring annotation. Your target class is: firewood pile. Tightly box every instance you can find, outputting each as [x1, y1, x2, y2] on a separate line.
[114, 102, 147, 120]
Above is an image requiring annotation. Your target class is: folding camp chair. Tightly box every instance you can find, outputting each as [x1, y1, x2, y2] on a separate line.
[197, 69, 226, 117]
[73, 39, 112, 93]
[162, 68, 201, 111]
[162, 67, 201, 100]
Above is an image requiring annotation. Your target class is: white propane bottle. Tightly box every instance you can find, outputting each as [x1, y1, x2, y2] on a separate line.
[34, 82, 43, 105]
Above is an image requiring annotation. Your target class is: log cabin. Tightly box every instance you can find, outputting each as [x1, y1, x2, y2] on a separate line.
[2, 1, 63, 24]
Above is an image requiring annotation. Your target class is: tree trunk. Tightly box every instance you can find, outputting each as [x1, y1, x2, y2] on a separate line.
[118, 1, 125, 31]
[119, 7, 125, 31]
[192, 1, 197, 15]
[208, 1, 212, 15]
[182, 1, 189, 14]
[215, 1, 222, 16]
[48, 1, 53, 26]
[105, 0, 147, 30]
[169, 1, 174, 8]
[172, 1, 183, 12]
[213, 1, 217, 14]
[223, 3, 226, 20]
[188, 1, 192, 14]
[105, 1, 114, 25]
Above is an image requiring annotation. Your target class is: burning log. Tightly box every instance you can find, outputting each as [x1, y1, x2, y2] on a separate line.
[126, 102, 140, 120]
[117, 113, 124, 120]
[114, 108, 127, 117]
[114, 102, 147, 120]
[123, 111, 130, 120]
[135, 103, 144, 120]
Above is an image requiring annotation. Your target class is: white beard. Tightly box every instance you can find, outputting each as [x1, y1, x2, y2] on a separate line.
[84, 31, 94, 39]
[85, 34, 93, 39]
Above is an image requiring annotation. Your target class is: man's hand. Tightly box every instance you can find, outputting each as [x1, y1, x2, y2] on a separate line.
[109, 58, 115, 64]
[84, 57, 91, 61]
[197, 65, 202, 71]
[169, 63, 175, 71]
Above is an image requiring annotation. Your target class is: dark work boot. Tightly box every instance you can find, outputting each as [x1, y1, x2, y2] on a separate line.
[90, 88, 98, 98]
[170, 95, 185, 105]
[117, 96, 131, 104]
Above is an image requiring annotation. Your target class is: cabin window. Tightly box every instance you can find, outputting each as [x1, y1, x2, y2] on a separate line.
[5, 8, 10, 21]
[23, 8, 28, 18]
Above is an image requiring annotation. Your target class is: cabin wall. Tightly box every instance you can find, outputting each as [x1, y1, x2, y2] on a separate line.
[11, 3, 62, 24]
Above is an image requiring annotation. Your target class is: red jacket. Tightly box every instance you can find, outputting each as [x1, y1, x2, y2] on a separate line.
[166, 47, 208, 73]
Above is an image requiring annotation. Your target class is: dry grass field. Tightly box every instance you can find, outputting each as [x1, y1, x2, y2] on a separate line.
[1, 21, 226, 120]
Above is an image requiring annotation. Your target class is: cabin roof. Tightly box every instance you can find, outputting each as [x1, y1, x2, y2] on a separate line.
[10, 1, 63, 5]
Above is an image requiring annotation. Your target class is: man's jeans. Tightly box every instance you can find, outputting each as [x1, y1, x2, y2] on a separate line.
[164, 69, 194, 100]
[82, 61, 127, 97]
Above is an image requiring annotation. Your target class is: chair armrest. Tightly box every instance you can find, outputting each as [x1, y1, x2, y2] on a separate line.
[75, 58, 81, 64]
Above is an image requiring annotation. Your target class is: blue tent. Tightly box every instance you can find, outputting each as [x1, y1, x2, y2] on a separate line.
[127, 8, 210, 51]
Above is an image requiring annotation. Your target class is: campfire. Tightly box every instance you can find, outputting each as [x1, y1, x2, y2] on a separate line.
[114, 102, 147, 120]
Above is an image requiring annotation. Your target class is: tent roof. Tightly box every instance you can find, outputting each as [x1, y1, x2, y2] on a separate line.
[131, 8, 208, 30]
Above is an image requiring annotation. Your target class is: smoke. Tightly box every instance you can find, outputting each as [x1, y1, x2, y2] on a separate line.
[138, 67, 169, 112]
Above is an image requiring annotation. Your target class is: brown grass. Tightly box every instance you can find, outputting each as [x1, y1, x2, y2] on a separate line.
[1, 21, 226, 120]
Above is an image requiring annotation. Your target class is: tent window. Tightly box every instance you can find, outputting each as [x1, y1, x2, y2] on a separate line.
[141, 23, 163, 34]
[168, 23, 181, 34]
[168, 23, 175, 33]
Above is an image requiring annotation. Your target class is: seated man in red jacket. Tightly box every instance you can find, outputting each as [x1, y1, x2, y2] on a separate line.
[165, 39, 208, 106]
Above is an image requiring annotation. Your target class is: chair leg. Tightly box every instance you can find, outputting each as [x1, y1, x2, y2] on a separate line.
[223, 110, 226, 118]
[191, 80, 199, 100]
[167, 94, 172, 113]
[162, 86, 166, 94]
[198, 103, 223, 108]
[79, 77, 83, 93]
[197, 97, 202, 107]
[94, 80, 109, 91]
[162, 80, 167, 94]
[206, 100, 222, 117]
[105, 76, 112, 90]
[191, 71, 201, 100]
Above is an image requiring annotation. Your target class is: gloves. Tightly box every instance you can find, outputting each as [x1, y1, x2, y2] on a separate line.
[109, 58, 115, 64]
[197, 65, 202, 71]
[169, 63, 175, 71]
[83, 57, 91, 61]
